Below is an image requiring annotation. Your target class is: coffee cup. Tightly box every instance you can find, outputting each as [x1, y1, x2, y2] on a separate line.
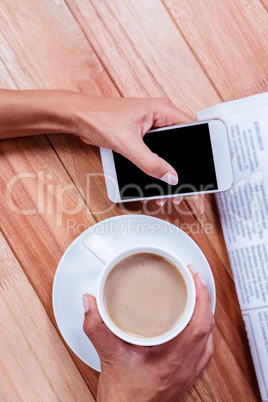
[83, 233, 196, 346]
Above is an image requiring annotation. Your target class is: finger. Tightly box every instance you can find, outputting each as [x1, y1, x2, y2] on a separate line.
[172, 196, 183, 206]
[82, 294, 122, 355]
[155, 198, 167, 207]
[186, 270, 215, 341]
[121, 137, 178, 184]
[195, 332, 214, 377]
[79, 136, 92, 145]
[150, 99, 194, 128]
[188, 264, 197, 276]
[117, 99, 194, 183]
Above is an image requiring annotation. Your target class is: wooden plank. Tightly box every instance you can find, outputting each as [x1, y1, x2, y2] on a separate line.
[191, 327, 258, 402]
[0, 59, 100, 398]
[0, 60, 17, 89]
[163, 0, 268, 99]
[176, 194, 232, 276]
[0, 133, 100, 395]
[0, 231, 94, 401]
[0, 0, 114, 96]
[0, 0, 262, 399]
[63, 0, 220, 114]
[0, 134, 94, 310]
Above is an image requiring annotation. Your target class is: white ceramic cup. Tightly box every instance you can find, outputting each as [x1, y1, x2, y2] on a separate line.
[83, 233, 196, 346]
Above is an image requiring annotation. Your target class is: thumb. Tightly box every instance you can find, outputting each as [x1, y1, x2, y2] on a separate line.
[82, 294, 122, 355]
[122, 137, 179, 185]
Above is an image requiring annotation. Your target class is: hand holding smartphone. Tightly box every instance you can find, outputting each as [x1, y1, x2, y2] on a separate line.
[101, 120, 233, 203]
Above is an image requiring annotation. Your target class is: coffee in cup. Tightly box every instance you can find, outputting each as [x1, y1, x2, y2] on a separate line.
[103, 253, 187, 338]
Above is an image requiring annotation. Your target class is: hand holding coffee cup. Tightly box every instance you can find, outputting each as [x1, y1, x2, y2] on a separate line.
[83, 233, 196, 346]
[82, 262, 215, 401]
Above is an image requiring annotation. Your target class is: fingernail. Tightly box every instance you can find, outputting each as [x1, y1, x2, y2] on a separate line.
[160, 172, 178, 186]
[188, 264, 197, 274]
[198, 272, 207, 285]
[157, 198, 167, 207]
[172, 196, 183, 205]
[82, 295, 90, 313]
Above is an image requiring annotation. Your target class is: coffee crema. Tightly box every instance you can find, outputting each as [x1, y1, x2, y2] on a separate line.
[103, 253, 187, 338]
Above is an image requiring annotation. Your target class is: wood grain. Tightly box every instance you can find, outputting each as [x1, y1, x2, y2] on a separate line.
[192, 327, 258, 402]
[64, 0, 220, 114]
[0, 231, 94, 401]
[0, 0, 265, 399]
[0, 133, 100, 395]
[163, 0, 268, 99]
[0, 0, 113, 95]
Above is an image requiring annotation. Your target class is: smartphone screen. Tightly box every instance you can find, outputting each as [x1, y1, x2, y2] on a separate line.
[113, 123, 218, 200]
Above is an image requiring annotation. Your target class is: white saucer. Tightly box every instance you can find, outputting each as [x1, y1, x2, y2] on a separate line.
[52, 215, 216, 372]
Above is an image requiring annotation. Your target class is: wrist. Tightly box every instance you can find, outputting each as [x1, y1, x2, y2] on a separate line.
[97, 373, 124, 402]
[25, 89, 79, 136]
[38, 91, 111, 148]
[97, 372, 135, 402]
[97, 370, 155, 402]
[45, 89, 84, 135]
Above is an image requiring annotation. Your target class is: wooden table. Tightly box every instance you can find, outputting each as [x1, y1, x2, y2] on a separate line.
[0, 0, 267, 400]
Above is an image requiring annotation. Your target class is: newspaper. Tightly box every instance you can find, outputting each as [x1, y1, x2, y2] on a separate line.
[197, 93, 268, 402]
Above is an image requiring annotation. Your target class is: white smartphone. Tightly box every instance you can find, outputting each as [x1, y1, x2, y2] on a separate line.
[100, 119, 233, 203]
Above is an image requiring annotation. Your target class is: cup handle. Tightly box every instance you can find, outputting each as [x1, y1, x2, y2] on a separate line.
[83, 232, 116, 265]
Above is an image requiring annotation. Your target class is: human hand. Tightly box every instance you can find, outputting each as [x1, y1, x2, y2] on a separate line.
[69, 95, 193, 206]
[82, 265, 215, 402]
[0, 90, 191, 206]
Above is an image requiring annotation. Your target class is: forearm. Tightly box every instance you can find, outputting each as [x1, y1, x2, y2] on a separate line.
[0, 89, 77, 139]
[0, 91, 190, 184]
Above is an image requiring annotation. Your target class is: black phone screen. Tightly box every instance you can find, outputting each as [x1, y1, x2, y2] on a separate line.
[113, 123, 218, 200]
